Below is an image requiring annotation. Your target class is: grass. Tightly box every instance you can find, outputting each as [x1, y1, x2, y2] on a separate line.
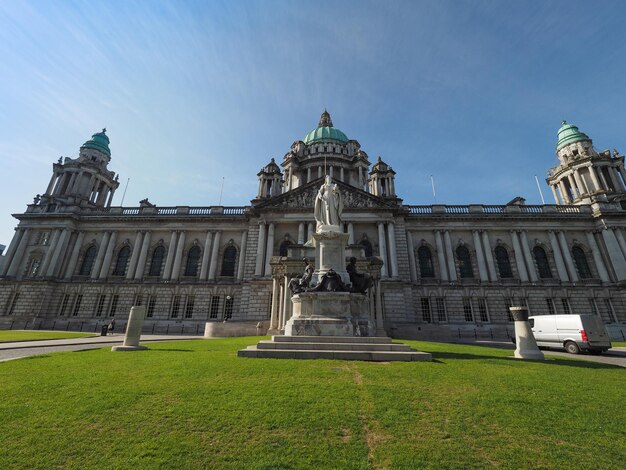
[612, 341, 626, 347]
[0, 338, 624, 469]
[0, 330, 96, 342]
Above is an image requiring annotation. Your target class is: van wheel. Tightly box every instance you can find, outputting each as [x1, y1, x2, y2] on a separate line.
[565, 341, 580, 354]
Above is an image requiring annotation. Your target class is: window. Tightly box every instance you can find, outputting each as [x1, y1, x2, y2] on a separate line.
[495, 246, 513, 278]
[171, 295, 181, 318]
[185, 296, 194, 319]
[420, 298, 431, 322]
[463, 298, 474, 322]
[417, 246, 434, 278]
[476, 298, 489, 322]
[223, 296, 234, 320]
[456, 246, 474, 278]
[38, 232, 50, 245]
[147, 296, 156, 318]
[112, 246, 131, 276]
[79, 246, 97, 276]
[546, 298, 556, 315]
[561, 298, 571, 315]
[435, 298, 447, 322]
[572, 246, 592, 279]
[149, 246, 165, 277]
[279, 240, 292, 256]
[221, 246, 237, 277]
[95, 294, 106, 317]
[209, 295, 220, 319]
[59, 294, 71, 316]
[109, 294, 119, 317]
[7, 292, 19, 315]
[603, 299, 617, 323]
[533, 246, 552, 278]
[134, 294, 143, 307]
[28, 258, 41, 277]
[184, 246, 201, 277]
[359, 239, 373, 258]
[72, 294, 83, 317]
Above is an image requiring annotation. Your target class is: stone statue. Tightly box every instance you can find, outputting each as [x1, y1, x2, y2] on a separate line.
[288, 258, 314, 294]
[309, 269, 349, 292]
[346, 257, 373, 294]
[33, 194, 41, 205]
[314, 175, 343, 232]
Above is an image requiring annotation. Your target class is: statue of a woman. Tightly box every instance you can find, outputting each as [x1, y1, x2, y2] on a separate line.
[314, 176, 343, 232]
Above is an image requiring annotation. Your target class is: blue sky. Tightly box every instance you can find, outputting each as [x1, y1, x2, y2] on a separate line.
[1, 0, 625, 247]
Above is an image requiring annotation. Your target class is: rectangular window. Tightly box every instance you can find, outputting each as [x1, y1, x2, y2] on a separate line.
[420, 298, 431, 322]
[134, 294, 143, 307]
[603, 299, 616, 323]
[505, 298, 514, 321]
[561, 298, 571, 315]
[7, 292, 20, 315]
[171, 295, 181, 319]
[147, 296, 156, 318]
[435, 298, 447, 322]
[59, 294, 71, 317]
[223, 296, 234, 320]
[463, 298, 474, 322]
[109, 294, 119, 317]
[95, 294, 106, 317]
[184, 296, 195, 319]
[476, 298, 489, 322]
[546, 298, 556, 315]
[209, 295, 220, 319]
[72, 294, 83, 317]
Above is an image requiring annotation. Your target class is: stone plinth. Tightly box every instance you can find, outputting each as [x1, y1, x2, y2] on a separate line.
[312, 231, 350, 285]
[510, 306, 544, 360]
[112, 306, 148, 352]
[285, 291, 373, 337]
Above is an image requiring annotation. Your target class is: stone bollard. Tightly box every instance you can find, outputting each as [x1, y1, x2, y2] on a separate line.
[510, 306, 544, 360]
[112, 306, 148, 352]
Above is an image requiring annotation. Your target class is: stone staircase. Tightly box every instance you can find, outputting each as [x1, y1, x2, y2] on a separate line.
[238, 335, 432, 362]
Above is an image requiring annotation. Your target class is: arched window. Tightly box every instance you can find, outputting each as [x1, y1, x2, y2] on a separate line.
[221, 246, 237, 277]
[79, 245, 97, 276]
[572, 246, 592, 279]
[148, 246, 165, 277]
[495, 246, 513, 278]
[184, 246, 201, 277]
[112, 246, 131, 276]
[456, 245, 474, 278]
[279, 240, 292, 256]
[360, 239, 373, 258]
[533, 246, 552, 278]
[417, 246, 434, 278]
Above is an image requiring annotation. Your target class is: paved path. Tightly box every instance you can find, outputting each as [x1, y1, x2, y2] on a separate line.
[0, 334, 201, 362]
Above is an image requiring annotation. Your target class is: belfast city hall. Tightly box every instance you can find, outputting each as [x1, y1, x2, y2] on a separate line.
[1, 111, 625, 340]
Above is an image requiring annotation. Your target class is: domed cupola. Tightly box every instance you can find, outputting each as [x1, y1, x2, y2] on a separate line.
[303, 110, 349, 144]
[369, 156, 396, 198]
[256, 158, 283, 199]
[81, 128, 111, 157]
[556, 121, 590, 152]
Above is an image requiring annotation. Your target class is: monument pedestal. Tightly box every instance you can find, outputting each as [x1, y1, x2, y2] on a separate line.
[510, 306, 544, 360]
[312, 231, 350, 285]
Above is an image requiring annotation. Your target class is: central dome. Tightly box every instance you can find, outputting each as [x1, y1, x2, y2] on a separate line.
[82, 128, 111, 156]
[303, 110, 349, 144]
[556, 120, 590, 151]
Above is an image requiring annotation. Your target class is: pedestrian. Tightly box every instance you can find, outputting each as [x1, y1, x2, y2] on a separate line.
[108, 318, 116, 335]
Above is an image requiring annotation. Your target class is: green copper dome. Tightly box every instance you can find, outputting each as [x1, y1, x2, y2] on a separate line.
[82, 128, 111, 156]
[556, 121, 590, 151]
[303, 111, 349, 144]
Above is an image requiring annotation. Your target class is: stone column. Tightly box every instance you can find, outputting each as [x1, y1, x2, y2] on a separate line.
[601, 229, 626, 281]
[340, 167, 344, 182]
[597, 167, 610, 190]
[548, 230, 569, 281]
[0, 229, 24, 276]
[162, 231, 179, 280]
[264, 223, 275, 277]
[106, 188, 116, 207]
[39, 229, 61, 276]
[297, 223, 305, 244]
[64, 231, 85, 279]
[53, 173, 68, 195]
[91, 231, 110, 279]
[45, 174, 57, 195]
[472, 230, 489, 282]
[443, 230, 457, 281]
[434, 230, 448, 281]
[519, 231, 538, 282]
[510, 306, 544, 360]
[347, 222, 354, 245]
[6, 229, 32, 277]
[269, 277, 279, 330]
[126, 232, 144, 280]
[199, 231, 214, 281]
[586, 231, 610, 282]
[481, 231, 497, 282]
[237, 230, 248, 281]
[558, 181, 571, 203]
[406, 231, 417, 282]
[318, 166, 322, 178]
[550, 185, 560, 204]
[329, 166, 334, 178]
[99, 231, 118, 279]
[254, 223, 266, 276]
[607, 167, 621, 191]
[567, 174, 578, 199]
[47, 228, 70, 277]
[134, 231, 152, 280]
[573, 171, 586, 197]
[307, 167, 311, 183]
[170, 231, 186, 280]
[208, 231, 222, 281]
[374, 281, 386, 336]
[510, 231, 529, 282]
[377, 222, 388, 277]
[282, 275, 290, 330]
[306, 222, 313, 242]
[386, 222, 399, 277]
[588, 165, 602, 192]
[557, 231, 579, 282]
[615, 228, 626, 259]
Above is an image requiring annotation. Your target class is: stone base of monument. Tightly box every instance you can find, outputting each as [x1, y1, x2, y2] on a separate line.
[312, 231, 350, 285]
[238, 335, 432, 362]
[510, 306, 544, 360]
[112, 306, 149, 352]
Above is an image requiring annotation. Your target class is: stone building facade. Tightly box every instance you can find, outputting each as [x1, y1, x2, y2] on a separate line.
[1, 112, 625, 339]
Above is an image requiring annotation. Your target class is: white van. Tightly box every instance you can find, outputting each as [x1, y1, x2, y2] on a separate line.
[529, 314, 612, 354]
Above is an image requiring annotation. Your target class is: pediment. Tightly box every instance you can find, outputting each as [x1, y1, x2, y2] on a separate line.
[253, 178, 398, 211]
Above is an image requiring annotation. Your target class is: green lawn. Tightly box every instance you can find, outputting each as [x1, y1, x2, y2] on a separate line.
[612, 341, 626, 347]
[1, 338, 624, 469]
[0, 330, 96, 342]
